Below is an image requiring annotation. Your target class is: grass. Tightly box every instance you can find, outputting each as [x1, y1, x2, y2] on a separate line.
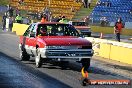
[0, 0, 10, 6]
[73, 0, 97, 21]
[91, 26, 132, 36]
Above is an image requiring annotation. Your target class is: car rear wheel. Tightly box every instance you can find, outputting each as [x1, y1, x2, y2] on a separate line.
[20, 49, 30, 61]
[81, 58, 90, 71]
[35, 48, 43, 68]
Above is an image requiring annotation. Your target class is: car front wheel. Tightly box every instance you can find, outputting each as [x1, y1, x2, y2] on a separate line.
[20, 49, 30, 61]
[81, 58, 91, 71]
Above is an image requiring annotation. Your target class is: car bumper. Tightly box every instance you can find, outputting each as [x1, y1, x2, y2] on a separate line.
[40, 48, 94, 61]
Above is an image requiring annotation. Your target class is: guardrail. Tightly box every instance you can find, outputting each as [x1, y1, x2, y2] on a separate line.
[12, 23, 29, 35]
[85, 37, 132, 65]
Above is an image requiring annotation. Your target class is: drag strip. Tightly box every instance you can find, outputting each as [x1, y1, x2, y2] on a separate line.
[0, 33, 131, 88]
[0, 52, 71, 88]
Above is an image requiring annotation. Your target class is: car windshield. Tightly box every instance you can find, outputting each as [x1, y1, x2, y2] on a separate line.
[37, 24, 80, 36]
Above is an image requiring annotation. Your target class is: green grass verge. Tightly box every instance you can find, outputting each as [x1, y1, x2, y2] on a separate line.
[0, 0, 9, 6]
[91, 26, 132, 36]
[73, 0, 97, 20]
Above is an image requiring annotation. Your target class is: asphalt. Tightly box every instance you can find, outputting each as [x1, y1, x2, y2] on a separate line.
[0, 52, 71, 88]
[0, 32, 131, 88]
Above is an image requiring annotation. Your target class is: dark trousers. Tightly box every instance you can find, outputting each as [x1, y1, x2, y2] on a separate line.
[9, 24, 13, 31]
[88, 3, 91, 8]
[84, 0, 88, 8]
[115, 33, 120, 42]
[2, 23, 6, 31]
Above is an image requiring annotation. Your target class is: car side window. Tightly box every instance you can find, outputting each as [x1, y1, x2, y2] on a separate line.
[29, 24, 36, 37]
[23, 25, 32, 36]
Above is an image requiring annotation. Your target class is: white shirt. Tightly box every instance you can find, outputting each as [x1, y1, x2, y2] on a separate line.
[88, 0, 92, 3]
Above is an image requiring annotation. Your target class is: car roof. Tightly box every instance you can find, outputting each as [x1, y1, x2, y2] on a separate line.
[35, 22, 66, 25]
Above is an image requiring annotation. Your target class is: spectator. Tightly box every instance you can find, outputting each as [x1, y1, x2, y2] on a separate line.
[7, 5, 14, 17]
[8, 16, 14, 31]
[114, 18, 124, 42]
[56, 16, 62, 22]
[2, 13, 7, 32]
[84, 16, 89, 26]
[37, 12, 43, 20]
[129, 9, 132, 15]
[59, 16, 68, 24]
[43, 7, 51, 21]
[71, 6, 75, 12]
[18, 0, 24, 5]
[15, 8, 20, 17]
[96, 0, 101, 6]
[76, 0, 80, 3]
[105, 2, 111, 7]
[83, 0, 88, 8]
[41, 16, 47, 23]
[15, 14, 22, 23]
[88, 0, 92, 8]
[50, 16, 55, 22]
[100, 17, 107, 26]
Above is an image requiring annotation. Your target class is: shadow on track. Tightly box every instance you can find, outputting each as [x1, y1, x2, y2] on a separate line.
[0, 52, 72, 88]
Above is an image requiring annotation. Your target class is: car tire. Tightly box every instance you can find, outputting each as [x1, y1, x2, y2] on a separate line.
[60, 61, 69, 69]
[81, 58, 90, 71]
[20, 49, 30, 61]
[35, 48, 43, 68]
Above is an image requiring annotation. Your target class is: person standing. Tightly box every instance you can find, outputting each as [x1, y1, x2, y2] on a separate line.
[114, 18, 124, 42]
[84, 16, 89, 26]
[2, 13, 7, 31]
[59, 16, 68, 24]
[88, 0, 92, 8]
[15, 8, 20, 17]
[84, 0, 88, 8]
[15, 14, 22, 23]
[7, 5, 14, 17]
[9, 16, 14, 32]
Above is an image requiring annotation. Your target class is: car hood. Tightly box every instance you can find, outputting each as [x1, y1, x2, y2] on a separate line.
[40, 36, 91, 46]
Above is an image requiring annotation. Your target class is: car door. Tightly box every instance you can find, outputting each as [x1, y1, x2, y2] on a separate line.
[28, 24, 37, 56]
[22, 24, 33, 54]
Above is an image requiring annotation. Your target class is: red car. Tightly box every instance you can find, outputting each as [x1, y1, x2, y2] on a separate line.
[19, 22, 93, 70]
[70, 21, 92, 37]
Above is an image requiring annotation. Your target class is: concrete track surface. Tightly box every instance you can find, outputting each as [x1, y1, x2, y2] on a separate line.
[0, 32, 131, 88]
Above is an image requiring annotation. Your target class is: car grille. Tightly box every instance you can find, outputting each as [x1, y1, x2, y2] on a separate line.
[46, 49, 93, 57]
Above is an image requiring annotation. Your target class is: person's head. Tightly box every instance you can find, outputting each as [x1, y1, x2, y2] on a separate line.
[39, 27, 47, 36]
[4, 12, 6, 16]
[117, 17, 122, 22]
[58, 26, 62, 31]
[62, 16, 65, 19]
[86, 16, 89, 18]
[59, 16, 61, 18]
[17, 14, 20, 16]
